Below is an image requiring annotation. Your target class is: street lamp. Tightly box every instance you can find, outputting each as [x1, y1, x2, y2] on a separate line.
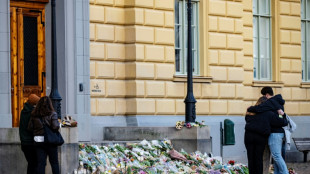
[184, 0, 196, 123]
[49, 0, 62, 118]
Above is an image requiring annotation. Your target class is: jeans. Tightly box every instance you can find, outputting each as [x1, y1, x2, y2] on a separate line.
[244, 131, 268, 174]
[21, 144, 37, 174]
[268, 133, 288, 174]
[36, 144, 59, 174]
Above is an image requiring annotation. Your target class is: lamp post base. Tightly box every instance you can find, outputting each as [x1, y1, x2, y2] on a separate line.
[185, 97, 196, 123]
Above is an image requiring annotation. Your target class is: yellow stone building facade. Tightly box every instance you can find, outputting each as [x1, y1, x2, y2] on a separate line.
[89, 0, 310, 117]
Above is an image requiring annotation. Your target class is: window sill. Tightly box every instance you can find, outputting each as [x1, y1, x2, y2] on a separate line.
[173, 75, 212, 83]
[252, 81, 284, 88]
[301, 82, 310, 88]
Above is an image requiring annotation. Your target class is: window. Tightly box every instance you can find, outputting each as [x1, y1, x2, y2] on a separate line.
[253, 0, 272, 80]
[175, 0, 199, 75]
[302, 0, 310, 81]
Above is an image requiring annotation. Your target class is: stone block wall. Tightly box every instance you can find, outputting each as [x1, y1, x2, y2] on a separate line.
[89, 0, 310, 117]
[0, 0, 11, 127]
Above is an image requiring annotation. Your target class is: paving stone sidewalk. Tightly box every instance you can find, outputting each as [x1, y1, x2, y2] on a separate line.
[286, 162, 310, 174]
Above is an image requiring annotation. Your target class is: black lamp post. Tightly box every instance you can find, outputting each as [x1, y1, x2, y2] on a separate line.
[49, 0, 62, 118]
[184, 0, 196, 123]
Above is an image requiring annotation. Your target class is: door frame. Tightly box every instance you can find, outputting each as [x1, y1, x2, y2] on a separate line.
[10, 1, 47, 127]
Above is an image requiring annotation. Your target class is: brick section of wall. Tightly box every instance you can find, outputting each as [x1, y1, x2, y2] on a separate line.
[277, 1, 302, 88]
[90, 0, 177, 116]
[89, 0, 307, 116]
[242, 0, 253, 88]
[207, 0, 245, 111]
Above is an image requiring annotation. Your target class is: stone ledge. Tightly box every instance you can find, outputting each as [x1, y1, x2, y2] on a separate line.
[0, 128, 78, 144]
[173, 75, 213, 83]
[301, 82, 310, 88]
[0, 128, 79, 174]
[252, 81, 284, 87]
[104, 126, 210, 140]
[103, 126, 211, 153]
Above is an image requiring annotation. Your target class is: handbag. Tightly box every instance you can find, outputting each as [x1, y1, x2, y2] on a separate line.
[40, 118, 64, 146]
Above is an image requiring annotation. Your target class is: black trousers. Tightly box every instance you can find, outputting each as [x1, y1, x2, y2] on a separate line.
[21, 144, 37, 174]
[244, 131, 268, 174]
[36, 144, 59, 174]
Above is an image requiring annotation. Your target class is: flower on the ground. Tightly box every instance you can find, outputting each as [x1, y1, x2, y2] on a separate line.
[228, 160, 235, 165]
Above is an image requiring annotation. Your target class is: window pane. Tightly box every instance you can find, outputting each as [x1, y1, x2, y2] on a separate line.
[191, 3, 195, 24]
[301, 0, 305, 19]
[307, 0, 310, 19]
[260, 58, 269, 79]
[253, 17, 258, 56]
[175, 49, 181, 72]
[260, 38, 270, 59]
[175, 1, 183, 73]
[259, 17, 270, 38]
[302, 22, 305, 80]
[192, 50, 197, 73]
[307, 22, 310, 79]
[253, 37, 258, 59]
[253, 0, 258, 14]
[254, 57, 258, 79]
[259, 0, 270, 15]
[175, 26, 181, 48]
[259, 18, 270, 60]
[266, 58, 271, 79]
[23, 16, 38, 86]
[175, 1, 180, 24]
[253, 17, 258, 37]
[255, 14, 271, 80]
[175, 0, 199, 75]
[308, 59, 310, 81]
[307, 22, 310, 51]
[302, 22, 305, 43]
[253, 16, 258, 79]
[191, 27, 195, 49]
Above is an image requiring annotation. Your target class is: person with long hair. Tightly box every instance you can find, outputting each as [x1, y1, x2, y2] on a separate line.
[28, 96, 60, 174]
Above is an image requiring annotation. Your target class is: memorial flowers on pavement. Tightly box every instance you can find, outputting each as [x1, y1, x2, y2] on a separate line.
[77, 139, 249, 174]
[175, 121, 206, 130]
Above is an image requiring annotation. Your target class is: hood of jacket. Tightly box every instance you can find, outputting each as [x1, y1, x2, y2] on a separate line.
[21, 102, 34, 115]
[272, 94, 285, 105]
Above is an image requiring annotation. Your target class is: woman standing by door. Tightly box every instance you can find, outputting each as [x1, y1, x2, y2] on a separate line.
[28, 96, 60, 174]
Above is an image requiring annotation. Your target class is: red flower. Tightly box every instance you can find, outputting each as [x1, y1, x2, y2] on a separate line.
[228, 160, 235, 165]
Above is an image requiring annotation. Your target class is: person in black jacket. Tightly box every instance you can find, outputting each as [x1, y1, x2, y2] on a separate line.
[247, 92, 289, 174]
[19, 94, 40, 174]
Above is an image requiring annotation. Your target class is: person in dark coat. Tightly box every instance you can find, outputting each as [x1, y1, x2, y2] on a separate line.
[19, 94, 40, 174]
[247, 93, 289, 174]
[28, 96, 60, 174]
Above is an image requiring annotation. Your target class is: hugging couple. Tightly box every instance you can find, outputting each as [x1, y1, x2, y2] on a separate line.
[244, 87, 296, 174]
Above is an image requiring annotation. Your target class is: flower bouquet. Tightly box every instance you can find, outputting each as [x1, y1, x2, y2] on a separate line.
[175, 121, 206, 130]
